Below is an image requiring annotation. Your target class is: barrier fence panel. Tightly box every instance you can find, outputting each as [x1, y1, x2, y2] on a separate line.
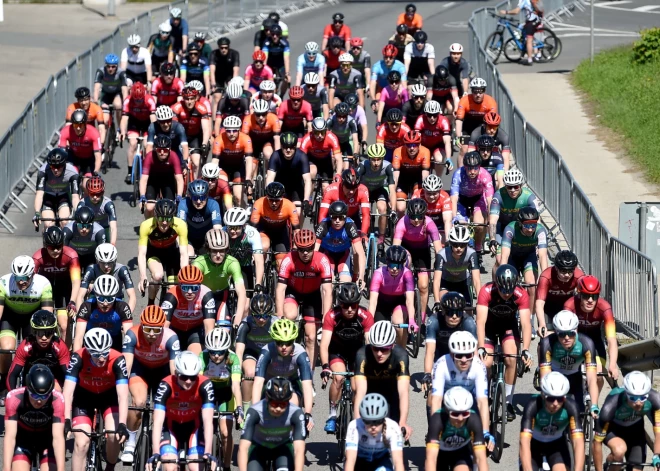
[524, 124, 544, 199]
[543, 142, 560, 222]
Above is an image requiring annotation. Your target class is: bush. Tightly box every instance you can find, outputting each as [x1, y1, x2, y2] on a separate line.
[633, 27, 660, 65]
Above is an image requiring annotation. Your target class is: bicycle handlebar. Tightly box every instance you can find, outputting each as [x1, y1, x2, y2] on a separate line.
[71, 428, 116, 437]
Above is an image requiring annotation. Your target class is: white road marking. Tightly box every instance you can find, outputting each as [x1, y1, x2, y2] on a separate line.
[595, 2, 660, 13]
[558, 32, 641, 37]
[632, 4, 660, 11]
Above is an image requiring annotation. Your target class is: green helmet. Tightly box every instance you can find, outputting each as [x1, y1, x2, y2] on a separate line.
[270, 318, 298, 342]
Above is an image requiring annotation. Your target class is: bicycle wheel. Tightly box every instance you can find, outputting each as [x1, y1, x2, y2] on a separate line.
[212, 429, 223, 466]
[503, 38, 523, 62]
[131, 155, 140, 207]
[537, 28, 562, 62]
[133, 430, 149, 471]
[490, 381, 506, 462]
[364, 237, 377, 289]
[485, 32, 505, 63]
[409, 288, 422, 358]
[336, 399, 351, 460]
[583, 405, 593, 471]
[254, 174, 264, 200]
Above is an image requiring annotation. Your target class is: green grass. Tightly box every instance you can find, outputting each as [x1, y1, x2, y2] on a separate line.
[572, 46, 660, 183]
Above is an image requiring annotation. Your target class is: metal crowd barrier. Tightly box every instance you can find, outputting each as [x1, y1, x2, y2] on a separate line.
[0, 0, 188, 234]
[468, 2, 658, 339]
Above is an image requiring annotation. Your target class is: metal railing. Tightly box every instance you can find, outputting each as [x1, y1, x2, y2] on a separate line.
[468, 2, 658, 339]
[0, 0, 188, 234]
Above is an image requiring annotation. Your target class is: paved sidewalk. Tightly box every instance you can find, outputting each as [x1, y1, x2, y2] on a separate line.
[503, 73, 660, 236]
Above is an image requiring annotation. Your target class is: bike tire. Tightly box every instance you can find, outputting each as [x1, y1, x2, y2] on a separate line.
[364, 237, 377, 289]
[212, 429, 223, 466]
[410, 288, 422, 358]
[254, 174, 264, 200]
[503, 38, 523, 62]
[538, 28, 562, 62]
[485, 32, 504, 63]
[583, 406, 593, 471]
[490, 381, 506, 462]
[134, 431, 148, 471]
[130, 155, 140, 207]
[336, 399, 351, 460]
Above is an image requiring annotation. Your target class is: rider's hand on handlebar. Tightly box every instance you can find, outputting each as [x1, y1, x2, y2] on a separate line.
[608, 363, 620, 381]
[488, 239, 499, 255]
[401, 423, 413, 442]
[320, 364, 332, 384]
[478, 347, 487, 361]
[138, 277, 148, 296]
[521, 349, 533, 368]
[32, 212, 40, 228]
[422, 373, 432, 391]
[146, 454, 161, 471]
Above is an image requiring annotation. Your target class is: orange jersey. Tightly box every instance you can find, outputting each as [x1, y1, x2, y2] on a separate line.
[376, 123, 411, 150]
[66, 102, 104, 124]
[250, 197, 299, 230]
[211, 132, 253, 164]
[396, 12, 423, 33]
[241, 113, 281, 142]
[455, 94, 498, 122]
[392, 145, 431, 173]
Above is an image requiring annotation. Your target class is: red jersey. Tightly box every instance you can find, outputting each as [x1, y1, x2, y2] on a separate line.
[5, 388, 65, 433]
[59, 125, 101, 159]
[323, 24, 352, 41]
[171, 101, 209, 137]
[414, 114, 452, 149]
[319, 181, 370, 235]
[323, 49, 346, 71]
[154, 374, 215, 424]
[278, 251, 332, 295]
[376, 122, 411, 150]
[536, 267, 585, 312]
[32, 246, 81, 283]
[142, 150, 183, 176]
[322, 306, 374, 350]
[122, 325, 180, 368]
[8, 336, 70, 390]
[477, 283, 530, 319]
[122, 94, 157, 122]
[151, 77, 184, 106]
[412, 188, 452, 230]
[277, 100, 313, 130]
[209, 179, 232, 203]
[563, 296, 616, 339]
[300, 132, 341, 162]
[65, 348, 128, 394]
[199, 97, 212, 117]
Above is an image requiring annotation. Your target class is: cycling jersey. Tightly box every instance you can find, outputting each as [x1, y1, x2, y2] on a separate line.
[297, 53, 326, 76]
[94, 67, 128, 97]
[59, 125, 102, 160]
[0, 274, 53, 315]
[227, 224, 263, 266]
[76, 299, 133, 340]
[450, 167, 494, 199]
[302, 84, 329, 116]
[414, 114, 452, 150]
[329, 69, 364, 99]
[323, 23, 352, 41]
[404, 42, 435, 77]
[268, 149, 310, 186]
[180, 57, 210, 91]
[277, 100, 313, 130]
[216, 96, 250, 120]
[323, 306, 374, 351]
[316, 217, 360, 253]
[138, 217, 188, 249]
[425, 313, 477, 360]
[66, 348, 128, 394]
[369, 266, 414, 297]
[392, 145, 431, 179]
[192, 253, 244, 292]
[250, 197, 299, 232]
[521, 395, 583, 442]
[5, 387, 65, 433]
[501, 221, 548, 255]
[147, 121, 188, 154]
[428, 408, 486, 455]
[376, 122, 411, 151]
[7, 336, 69, 390]
[434, 246, 478, 282]
[122, 325, 180, 368]
[388, 35, 413, 62]
[171, 101, 210, 137]
[357, 161, 395, 192]
[438, 56, 472, 95]
[242, 112, 281, 143]
[468, 125, 511, 152]
[177, 198, 222, 241]
[63, 221, 106, 259]
[78, 196, 117, 231]
[595, 388, 660, 439]
[154, 374, 215, 423]
[148, 33, 173, 58]
[121, 95, 157, 122]
[397, 12, 423, 33]
[411, 188, 452, 229]
[210, 48, 240, 86]
[278, 251, 332, 295]
[327, 115, 358, 144]
[319, 182, 370, 234]
[394, 215, 440, 249]
[456, 94, 498, 133]
[346, 417, 403, 460]
[431, 353, 488, 400]
[402, 99, 425, 125]
[351, 50, 372, 76]
[536, 266, 585, 314]
[371, 60, 407, 90]
[563, 296, 616, 341]
[161, 284, 216, 331]
[36, 162, 79, 197]
[151, 77, 184, 106]
[300, 132, 341, 162]
[255, 342, 313, 383]
[211, 132, 254, 167]
[379, 85, 408, 109]
[66, 103, 104, 124]
[355, 344, 409, 416]
[200, 349, 241, 392]
[33, 246, 81, 285]
[489, 186, 539, 231]
[245, 65, 274, 91]
[324, 49, 343, 73]
[262, 38, 291, 70]
[121, 46, 151, 74]
[236, 315, 276, 357]
[539, 332, 597, 376]
[80, 263, 133, 300]
[241, 399, 306, 448]
[430, 74, 458, 101]
[477, 283, 529, 319]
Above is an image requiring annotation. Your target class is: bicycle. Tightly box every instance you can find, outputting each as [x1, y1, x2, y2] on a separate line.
[71, 413, 115, 471]
[363, 210, 398, 289]
[580, 369, 609, 471]
[321, 371, 355, 460]
[485, 13, 562, 64]
[212, 410, 239, 468]
[307, 174, 335, 226]
[409, 267, 433, 359]
[124, 400, 154, 470]
[32, 215, 74, 232]
[101, 105, 118, 174]
[127, 136, 146, 207]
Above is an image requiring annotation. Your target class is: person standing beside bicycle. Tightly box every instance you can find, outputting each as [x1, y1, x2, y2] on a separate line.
[432, 225, 481, 305]
[499, 0, 544, 66]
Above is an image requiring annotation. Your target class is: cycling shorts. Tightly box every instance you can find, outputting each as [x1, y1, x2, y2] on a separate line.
[604, 421, 646, 464]
[246, 443, 294, 471]
[374, 294, 407, 323]
[260, 226, 291, 253]
[523, 20, 540, 38]
[395, 173, 423, 200]
[529, 437, 572, 471]
[357, 454, 395, 471]
[579, 328, 607, 367]
[457, 193, 488, 218]
[320, 248, 352, 279]
[439, 278, 473, 306]
[127, 116, 150, 137]
[12, 431, 56, 467]
[401, 242, 432, 270]
[278, 180, 304, 203]
[339, 140, 354, 157]
[51, 277, 73, 310]
[41, 193, 71, 212]
[172, 324, 205, 350]
[435, 444, 473, 471]
[129, 361, 171, 392]
[328, 347, 360, 372]
[484, 314, 519, 348]
[284, 288, 321, 324]
[212, 383, 237, 413]
[67, 152, 95, 177]
[72, 387, 119, 427]
[145, 243, 181, 278]
[146, 174, 177, 201]
[308, 156, 335, 180]
[368, 187, 389, 203]
[160, 419, 206, 457]
[0, 308, 33, 341]
[101, 91, 122, 106]
[252, 139, 274, 158]
[241, 264, 255, 295]
[223, 158, 258, 184]
[509, 251, 538, 275]
[188, 133, 205, 152]
[126, 70, 148, 85]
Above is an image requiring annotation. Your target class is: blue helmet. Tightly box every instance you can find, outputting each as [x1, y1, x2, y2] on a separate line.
[188, 179, 209, 198]
[105, 54, 119, 65]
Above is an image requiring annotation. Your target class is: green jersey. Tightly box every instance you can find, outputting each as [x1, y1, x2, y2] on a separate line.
[521, 395, 583, 442]
[200, 350, 241, 389]
[539, 332, 597, 376]
[489, 187, 539, 230]
[502, 221, 548, 255]
[0, 274, 53, 315]
[192, 254, 243, 292]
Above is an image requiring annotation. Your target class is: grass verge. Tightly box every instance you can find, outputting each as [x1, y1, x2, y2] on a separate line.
[572, 45, 660, 184]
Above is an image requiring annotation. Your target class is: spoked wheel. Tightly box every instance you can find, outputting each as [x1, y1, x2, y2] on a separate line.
[336, 399, 351, 460]
[583, 407, 594, 471]
[503, 38, 523, 62]
[364, 237, 377, 290]
[537, 28, 562, 62]
[212, 429, 223, 468]
[133, 430, 150, 471]
[485, 32, 504, 63]
[253, 174, 264, 200]
[130, 157, 140, 207]
[490, 381, 506, 462]
[409, 288, 423, 358]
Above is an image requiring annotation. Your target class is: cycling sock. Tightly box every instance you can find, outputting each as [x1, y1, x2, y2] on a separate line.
[505, 383, 514, 403]
[127, 165, 132, 175]
[127, 429, 137, 445]
[329, 403, 337, 417]
[242, 401, 250, 413]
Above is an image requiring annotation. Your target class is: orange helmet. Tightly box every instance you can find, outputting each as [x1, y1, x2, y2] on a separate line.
[178, 265, 204, 284]
[294, 229, 316, 249]
[252, 50, 266, 62]
[141, 305, 166, 327]
[86, 176, 105, 195]
[403, 130, 422, 145]
[382, 44, 398, 58]
[484, 111, 501, 126]
[289, 86, 304, 99]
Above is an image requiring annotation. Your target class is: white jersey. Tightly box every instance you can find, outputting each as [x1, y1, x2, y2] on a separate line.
[346, 417, 403, 461]
[518, 0, 540, 22]
[120, 46, 152, 74]
[404, 42, 436, 59]
[431, 353, 489, 399]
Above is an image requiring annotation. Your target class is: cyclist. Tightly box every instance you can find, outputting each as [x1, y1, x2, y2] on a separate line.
[404, 30, 435, 86]
[137, 199, 189, 305]
[594, 370, 660, 471]
[397, 3, 423, 34]
[563, 275, 618, 393]
[64, 328, 129, 471]
[315, 201, 365, 284]
[354, 321, 412, 441]
[192, 32, 212, 63]
[242, 99, 281, 169]
[449, 151, 494, 254]
[58, 108, 102, 183]
[200, 328, 244, 471]
[322, 12, 352, 50]
[148, 23, 175, 74]
[319, 167, 370, 235]
[389, 24, 413, 63]
[73, 274, 133, 351]
[346, 93, 368, 144]
[275, 230, 333, 370]
[254, 18, 274, 52]
[178, 179, 222, 256]
[211, 116, 254, 207]
[402, 83, 427, 125]
[238, 377, 306, 471]
[224, 207, 265, 304]
[349, 37, 371, 85]
[78, 243, 136, 313]
[438, 43, 473, 99]
[265, 11, 288, 37]
[429, 65, 459, 115]
[475, 134, 504, 189]
[201, 163, 233, 211]
[79, 175, 117, 245]
[94, 54, 129, 132]
[139, 135, 184, 218]
[414, 99, 453, 175]
[392, 130, 431, 216]
[520, 372, 585, 471]
[121, 34, 152, 85]
[370, 45, 407, 112]
[320, 282, 374, 433]
[66, 86, 106, 147]
[328, 53, 365, 109]
[210, 37, 241, 117]
[34, 148, 80, 230]
[250, 182, 300, 258]
[266, 131, 312, 213]
[499, 0, 542, 66]
[151, 62, 183, 107]
[146, 351, 217, 471]
[455, 78, 497, 166]
[345, 393, 405, 471]
[147, 105, 189, 168]
[168, 7, 189, 57]
[296, 42, 326, 86]
[214, 82, 250, 131]
[327, 102, 360, 158]
[192, 230, 246, 329]
[412, 174, 453, 243]
[426, 386, 489, 471]
[250, 80, 282, 113]
[244, 50, 274, 94]
[171, 85, 211, 179]
[300, 117, 343, 181]
[468, 111, 511, 167]
[120, 82, 157, 184]
[432, 226, 481, 305]
[302, 72, 330, 119]
[62, 205, 107, 269]
[376, 71, 408, 124]
[376, 108, 411, 163]
[262, 24, 291, 95]
[3, 365, 66, 471]
[476, 264, 532, 421]
[324, 39, 346, 78]
[277, 85, 313, 140]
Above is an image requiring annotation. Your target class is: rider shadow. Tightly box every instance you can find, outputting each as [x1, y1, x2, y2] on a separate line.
[126, 256, 138, 271]
[512, 392, 535, 414]
[410, 372, 427, 394]
[406, 445, 426, 470]
[110, 191, 133, 203]
[306, 441, 342, 469]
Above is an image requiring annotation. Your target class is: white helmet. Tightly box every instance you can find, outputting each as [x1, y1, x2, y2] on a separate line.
[304, 72, 320, 85]
[229, 76, 244, 87]
[84, 327, 113, 355]
[339, 53, 354, 63]
[170, 7, 182, 18]
[155, 105, 174, 121]
[260, 80, 276, 92]
[11, 255, 35, 278]
[202, 162, 221, 179]
[93, 274, 120, 297]
[127, 34, 141, 46]
[541, 371, 570, 396]
[253, 99, 270, 114]
[187, 80, 204, 93]
[95, 243, 118, 263]
[448, 331, 477, 355]
[443, 386, 474, 412]
[369, 320, 396, 348]
[175, 351, 203, 376]
[359, 393, 389, 421]
[448, 225, 471, 244]
[449, 43, 463, 53]
[503, 168, 524, 186]
[623, 371, 652, 397]
[305, 41, 320, 53]
[223, 115, 242, 129]
[422, 174, 442, 192]
[205, 327, 232, 351]
[410, 83, 427, 97]
[552, 310, 580, 332]
[226, 83, 243, 99]
[159, 22, 172, 34]
[424, 100, 442, 114]
[224, 207, 250, 226]
[470, 77, 487, 89]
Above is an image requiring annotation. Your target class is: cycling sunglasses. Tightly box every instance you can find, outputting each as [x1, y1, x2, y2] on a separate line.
[580, 293, 599, 301]
[90, 351, 110, 360]
[387, 262, 402, 270]
[77, 223, 92, 230]
[506, 185, 521, 191]
[156, 216, 173, 223]
[97, 296, 115, 304]
[522, 223, 537, 231]
[363, 419, 385, 427]
[178, 374, 197, 382]
[341, 303, 359, 310]
[372, 345, 393, 353]
[627, 394, 648, 403]
[557, 330, 577, 338]
[255, 112, 268, 117]
[297, 247, 314, 254]
[142, 326, 162, 335]
[49, 163, 65, 169]
[227, 225, 243, 231]
[449, 411, 471, 419]
[545, 396, 565, 404]
[276, 340, 295, 347]
[465, 165, 480, 171]
[208, 349, 228, 356]
[191, 195, 207, 203]
[453, 353, 473, 360]
[35, 328, 56, 338]
[451, 242, 468, 249]
[445, 311, 462, 318]
[14, 275, 31, 282]
[180, 284, 201, 293]
[252, 313, 270, 320]
[29, 391, 52, 401]
[268, 400, 288, 408]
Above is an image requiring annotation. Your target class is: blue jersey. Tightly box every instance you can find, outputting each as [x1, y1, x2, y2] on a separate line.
[77, 299, 133, 339]
[177, 198, 222, 241]
[371, 59, 407, 89]
[315, 217, 360, 253]
[296, 53, 326, 76]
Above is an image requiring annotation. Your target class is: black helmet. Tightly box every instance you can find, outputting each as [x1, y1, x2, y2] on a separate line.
[517, 206, 540, 223]
[26, 364, 55, 396]
[495, 264, 518, 295]
[329, 36, 344, 49]
[341, 168, 359, 189]
[337, 282, 361, 305]
[334, 102, 350, 116]
[396, 24, 409, 34]
[386, 245, 407, 264]
[262, 18, 276, 30]
[344, 93, 359, 107]
[333, 12, 345, 22]
[554, 250, 578, 271]
[328, 200, 348, 218]
[435, 65, 449, 81]
[75, 87, 91, 99]
[46, 148, 68, 167]
[385, 108, 403, 123]
[43, 226, 64, 247]
[71, 109, 87, 125]
[154, 135, 172, 149]
[406, 198, 427, 218]
[280, 132, 297, 148]
[441, 292, 466, 312]
[270, 24, 282, 36]
[154, 199, 177, 219]
[475, 134, 496, 152]
[250, 293, 275, 316]
[188, 42, 201, 53]
[406, 3, 417, 13]
[265, 182, 286, 199]
[160, 62, 177, 76]
[265, 376, 293, 401]
[30, 309, 58, 330]
[75, 205, 95, 225]
[387, 70, 402, 83]
[217, 37, 230, 47]
[413, 30, 428, 43]
[463, 151, 482, 167]
[268, 11, 280, 21]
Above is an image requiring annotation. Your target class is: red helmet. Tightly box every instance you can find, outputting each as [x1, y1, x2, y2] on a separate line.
[382, 44, 398, 58]
[403, 130, 422, 145]
[289, 86, 304, 99]
[350, 37, 364, 47]
[86, 176, 105, 195]
[182, 87, 199, 98]
[484, 111, 501, 126]
[578, 275, 601, 295]
[252, 50, 266, 62]
[293, 229, 316, 249]
[131, 82, 146, 100]
[341, 167, 359, 189]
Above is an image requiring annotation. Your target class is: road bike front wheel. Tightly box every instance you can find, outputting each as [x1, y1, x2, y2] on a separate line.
[490, 381, 506, 462]
[503, 38, 523, 62]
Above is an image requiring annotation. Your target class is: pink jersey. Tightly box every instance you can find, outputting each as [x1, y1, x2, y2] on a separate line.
[123, 325, 180, 368]
[369, 266, 414, 297]
[379, 85, 409, 109]
[393, 215, 440, 248]
[245, 65, 274, 91]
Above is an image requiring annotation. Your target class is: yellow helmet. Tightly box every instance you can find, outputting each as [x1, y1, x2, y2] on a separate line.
[367, 143, 387, 159]
[270, 318, 299, 342]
